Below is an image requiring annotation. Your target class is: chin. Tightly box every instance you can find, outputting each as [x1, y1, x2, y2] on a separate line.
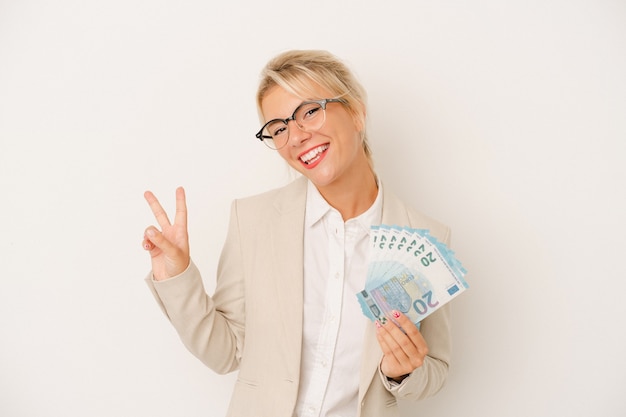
[307, 173, 338, 189]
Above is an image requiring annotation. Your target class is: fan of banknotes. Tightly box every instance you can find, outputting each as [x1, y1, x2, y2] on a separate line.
[357, 225, 468, 327]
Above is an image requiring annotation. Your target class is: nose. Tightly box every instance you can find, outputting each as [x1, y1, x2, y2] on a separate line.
[287, 121, 312, 147]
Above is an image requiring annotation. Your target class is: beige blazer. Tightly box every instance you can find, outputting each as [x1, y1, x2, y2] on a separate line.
[146, 176, 451, 417]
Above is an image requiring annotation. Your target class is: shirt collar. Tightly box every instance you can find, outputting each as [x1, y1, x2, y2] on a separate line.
[305, 180, 332, 228]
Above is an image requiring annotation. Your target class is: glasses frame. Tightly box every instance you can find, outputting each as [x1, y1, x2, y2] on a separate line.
[255, 98, 345, 150]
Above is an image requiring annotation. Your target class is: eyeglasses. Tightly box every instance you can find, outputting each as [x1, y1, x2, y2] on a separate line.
[255, 98, 345, 150]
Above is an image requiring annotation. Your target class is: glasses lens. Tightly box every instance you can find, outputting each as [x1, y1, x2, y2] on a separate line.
[295, 102, 325, 131]
[261, 120, 289, 149]
[258, 101, 328, 150]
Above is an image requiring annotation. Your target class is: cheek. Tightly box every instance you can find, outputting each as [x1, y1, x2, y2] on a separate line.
[276, 147, 291, 161]
[326, 114, 362, 145]
[277, 148, 303, 169]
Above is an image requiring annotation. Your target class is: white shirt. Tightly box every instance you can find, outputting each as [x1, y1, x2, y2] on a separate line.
[294, 180, 383, 417]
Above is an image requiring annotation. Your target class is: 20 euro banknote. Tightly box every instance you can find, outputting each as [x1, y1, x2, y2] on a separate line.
[357, 225, 468, 326]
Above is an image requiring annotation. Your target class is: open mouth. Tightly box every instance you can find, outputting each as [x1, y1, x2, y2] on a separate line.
[299, 144, 329, 165]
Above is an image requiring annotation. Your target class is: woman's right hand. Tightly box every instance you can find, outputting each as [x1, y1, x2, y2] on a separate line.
[142, 187, 190, 281]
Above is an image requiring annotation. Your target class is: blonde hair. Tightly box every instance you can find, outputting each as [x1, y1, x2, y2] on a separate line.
[256, 50, 372, 163]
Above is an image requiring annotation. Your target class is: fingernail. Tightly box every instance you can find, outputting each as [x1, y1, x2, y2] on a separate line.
[375, 320, 382, 328]
[146, 229, 155, 237]
[393, 310, 401, 319]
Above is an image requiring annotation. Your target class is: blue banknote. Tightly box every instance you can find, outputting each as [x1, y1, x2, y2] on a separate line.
[357, 225, 468, 326]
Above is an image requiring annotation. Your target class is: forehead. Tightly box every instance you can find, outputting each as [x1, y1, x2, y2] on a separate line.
[260, 83, 333, 121]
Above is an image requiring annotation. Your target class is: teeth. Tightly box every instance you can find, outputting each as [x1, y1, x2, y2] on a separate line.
[300, 144, 329, 164]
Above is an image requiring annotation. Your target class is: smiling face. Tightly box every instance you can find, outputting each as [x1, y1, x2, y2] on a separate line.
[261, 84, 373, 192]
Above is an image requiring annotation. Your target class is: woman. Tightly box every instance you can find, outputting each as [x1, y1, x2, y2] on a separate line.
[142, 50, 451, 417]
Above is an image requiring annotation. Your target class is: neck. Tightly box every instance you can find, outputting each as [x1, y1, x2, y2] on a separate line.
[316, 167, 378, 221]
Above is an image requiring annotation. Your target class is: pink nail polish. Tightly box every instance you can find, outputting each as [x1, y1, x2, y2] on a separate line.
[375, 320, 382, 328]
[393, 311, 400, 319]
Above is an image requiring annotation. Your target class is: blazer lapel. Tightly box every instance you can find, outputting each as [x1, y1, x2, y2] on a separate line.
[269, 177, 308, 379]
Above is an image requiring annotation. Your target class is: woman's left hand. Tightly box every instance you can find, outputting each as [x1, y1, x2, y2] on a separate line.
[375, 310, 429, 381]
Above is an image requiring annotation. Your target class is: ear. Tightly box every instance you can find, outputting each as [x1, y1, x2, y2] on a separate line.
[351, 104, 366, 133]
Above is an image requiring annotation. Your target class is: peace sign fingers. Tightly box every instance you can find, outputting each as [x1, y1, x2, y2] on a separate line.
[144, 190, 172, 229]
[142, 187, 191, 280]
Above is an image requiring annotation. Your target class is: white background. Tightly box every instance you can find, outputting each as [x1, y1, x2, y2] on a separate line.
[1, 1, 625, 416]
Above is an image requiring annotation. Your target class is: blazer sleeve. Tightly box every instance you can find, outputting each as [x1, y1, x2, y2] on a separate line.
[144, 200, 246, 374]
